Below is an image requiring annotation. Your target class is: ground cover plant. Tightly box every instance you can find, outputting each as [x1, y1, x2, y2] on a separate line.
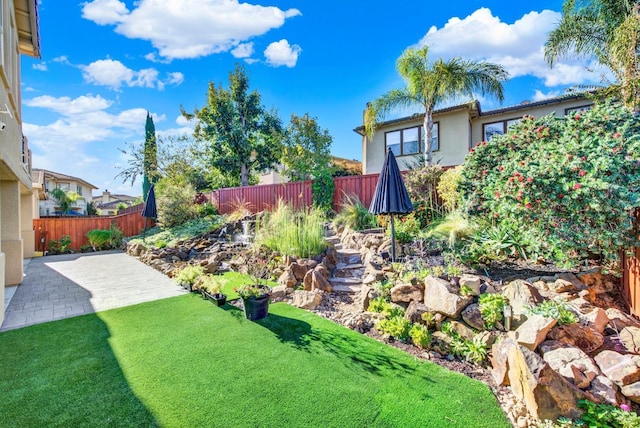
[0, 295, 509, 427]
[128, 216, 225, 248]
[460, 102, 640, 269]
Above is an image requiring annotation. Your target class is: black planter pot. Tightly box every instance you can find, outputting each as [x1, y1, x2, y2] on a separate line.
[204, 291, 227, 306]
[180, 282, 195, 292]
[242, 294, 270, 320]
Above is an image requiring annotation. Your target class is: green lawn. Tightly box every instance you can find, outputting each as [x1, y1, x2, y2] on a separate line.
[0, 295, 510, 427]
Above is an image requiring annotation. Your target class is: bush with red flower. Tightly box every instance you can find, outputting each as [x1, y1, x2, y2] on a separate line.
[460, 102, 640, 269]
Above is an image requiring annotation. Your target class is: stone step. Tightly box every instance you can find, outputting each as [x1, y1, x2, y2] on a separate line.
[333, 263, 366, 279]
[336, 249, 362, 265]
[329, 277, 363, 294]
[324, 236, 341, 244]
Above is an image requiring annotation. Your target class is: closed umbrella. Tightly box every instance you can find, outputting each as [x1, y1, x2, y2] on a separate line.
[141, 184, 157, 238]
[369, 148, 413, 262]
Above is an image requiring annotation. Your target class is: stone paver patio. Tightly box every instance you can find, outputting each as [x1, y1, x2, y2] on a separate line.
[1, 250, 186, 331]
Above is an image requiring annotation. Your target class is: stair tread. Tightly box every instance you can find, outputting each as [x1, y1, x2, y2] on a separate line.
[336, 248, 361, 255]
[335, 263, 365, 270]
[329, 277, 363, 285]
[332, 284, 362, 293]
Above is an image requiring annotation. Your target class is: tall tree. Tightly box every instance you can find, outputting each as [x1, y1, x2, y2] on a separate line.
[545, 0, 640, 110]
[281, 113, 332, 182]
[142, 111, 158, 201]
[364, 46, 508, 165]
[183, 64, 282, 187]
[49, 189, 79, 216]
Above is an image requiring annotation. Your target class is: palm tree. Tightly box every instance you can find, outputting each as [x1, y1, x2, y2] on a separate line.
[364, 46, 508, 165]
[49, 189, 79, 216]
[544, 0, 640, 110]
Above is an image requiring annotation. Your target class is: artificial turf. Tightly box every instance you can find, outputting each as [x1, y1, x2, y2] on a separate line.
[0, 294, 510, 427]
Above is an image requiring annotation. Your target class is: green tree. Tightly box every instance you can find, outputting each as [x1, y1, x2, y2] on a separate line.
[142, 111, 158, 201]
[545, 0, 640, 109]
[86, 200, 98, 216]
[365, 46, 508, 165]
[281, 113, 332, 182]
[183, 64, 283, 186]
[49, 189, 79, 216]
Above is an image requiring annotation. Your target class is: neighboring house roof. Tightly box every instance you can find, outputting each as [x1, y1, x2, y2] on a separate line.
[353, 93, 590, 135]
[96, 200, 134, 210]
[32, 168, 98, 190]
[15, 0, 41, 58]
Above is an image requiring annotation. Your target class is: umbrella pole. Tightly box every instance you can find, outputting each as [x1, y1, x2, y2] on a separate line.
[390, 213, 395, 263]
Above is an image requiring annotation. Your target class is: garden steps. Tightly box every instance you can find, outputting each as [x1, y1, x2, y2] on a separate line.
[330, 277, 362, 293]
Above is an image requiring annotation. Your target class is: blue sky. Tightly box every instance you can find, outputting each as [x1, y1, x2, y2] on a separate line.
[21, 0, 605, 196]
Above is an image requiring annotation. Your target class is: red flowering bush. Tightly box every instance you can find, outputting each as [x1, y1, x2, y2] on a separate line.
[460, 103, 640, 268]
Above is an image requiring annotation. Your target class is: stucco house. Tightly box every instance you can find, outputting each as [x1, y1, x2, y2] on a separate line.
[31, 169, 98, 216]
[1, 0, 40, 323]
[94, 190, 139, 215]
[354, 94, 593, 174]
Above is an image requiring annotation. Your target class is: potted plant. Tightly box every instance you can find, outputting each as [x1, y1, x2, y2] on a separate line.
[199, 274, 227, 306]
[234, 256, 272, 321]
[174, 265, 205, 292]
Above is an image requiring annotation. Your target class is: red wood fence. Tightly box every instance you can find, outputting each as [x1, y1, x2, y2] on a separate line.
[33, 204, 152, 252]
[622, 210, 640, 317]
[209, 173, 384, 215]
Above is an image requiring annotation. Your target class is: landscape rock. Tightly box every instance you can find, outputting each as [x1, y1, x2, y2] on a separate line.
[278, 270, 298, 288]
[587, 375, 621, 406]
[507, 343, 589, 421]
[461, 303, 485, 331]
[515, 315, 557, 351]
[501, 279, 544, 327]
[127, 242, 147, 257]
[578, 308, 609, 334]
[491, 337, 517, 386]
[354, 284, 374, 312]
[404, 301, 431, 324]
[289, 262, 309, 281]
[620, 326, 640, 354]
[459, 274, 482, 296]
[594, 350, 640, 387]
[449, 321, 476, 341]
[549, 278, 578, 294]
[621, 382, 640, 404]
[270, 285, 287, 301]
[606, 308, 640, 331]
[423, 275, 472, 318]
[539, 341, 600, 388]
[291, 290, 323, 310]
[547, 323, 604, 354]
[390, 283, 423, 304]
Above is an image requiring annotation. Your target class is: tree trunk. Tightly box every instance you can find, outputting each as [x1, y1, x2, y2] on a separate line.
[241, 163, 248, 187]
[423, 108, 434, 166]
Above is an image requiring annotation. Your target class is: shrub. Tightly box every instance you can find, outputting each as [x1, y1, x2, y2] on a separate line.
[478, 293, 508, 330]
[254, 200, 327, 258]
[404, 164, 445, 227]
[376, 316, 411, 341]
[437, 165, 463, 213]
[86, 225, 123, 251]
[409, 324, 431, 349]
[175, 265, 204, 286]
[333, 194, 379, 231]
[368, 297, 392, 314]
[460, 103, 640, 269]
[47, 235, 72, 254]
[526, 299, 578, 325]
[547, 400, 640, 428]
[156, 177, 199, 228]
[390, 213, 420, 244]
[311, 168, 334, 214]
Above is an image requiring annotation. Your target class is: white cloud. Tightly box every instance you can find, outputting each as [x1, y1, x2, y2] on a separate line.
[417, 8, 604, 88]
[264, 39, 301, 67]
[231, 42, 254, 59]
[80, 59, 183, 90]
[32, 63, 47, 71]
[532, 89, 562, 101]
[25, 94, 113, 115]
[81, 0, 301, 60]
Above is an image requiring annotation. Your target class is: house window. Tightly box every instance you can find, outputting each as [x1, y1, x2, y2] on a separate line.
[482, 118, 520, 142]
[57, 182, 70, 191]
[76, 185, 83, 196]
[385, 123, 439, 157]
[45, 180, 50, 192]
[565, 105, 592, 115]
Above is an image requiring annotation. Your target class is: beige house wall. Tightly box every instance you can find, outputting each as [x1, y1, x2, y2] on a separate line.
[471, 98, 594, 145]
[361, 96, 594, 174]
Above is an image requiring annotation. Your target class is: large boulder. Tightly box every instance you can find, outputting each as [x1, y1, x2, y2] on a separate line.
[278, 270, 298, 288]
[594, 351, 640, 387]
[515, 315, 557, 351]
[404, 301, 431, 324]
[507, 343, 590, 421]
[390, 283, 423, 304]
[606, 308, 640, 331]
[459, 274, 482, 296]
[578, 308, 610, 335]
[291, 290, 323, 310]
[539, 341, 600, 389]
[620, 326, 640, 354]
[423, 275, 472, 318]
[501, 279, 544, 327]
[491, 337, 517, 386]
[461, 303, 485, 331]
[546, 323, 604, 354]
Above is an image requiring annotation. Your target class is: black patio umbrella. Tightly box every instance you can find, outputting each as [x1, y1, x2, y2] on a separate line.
[369, 148, 413, 262]
[141, 184, 157, 238]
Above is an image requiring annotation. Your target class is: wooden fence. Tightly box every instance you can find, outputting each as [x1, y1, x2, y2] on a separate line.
[622, 210, 640, 317]
[209, 173, 384, 215]
[33, 204, 152, 252]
